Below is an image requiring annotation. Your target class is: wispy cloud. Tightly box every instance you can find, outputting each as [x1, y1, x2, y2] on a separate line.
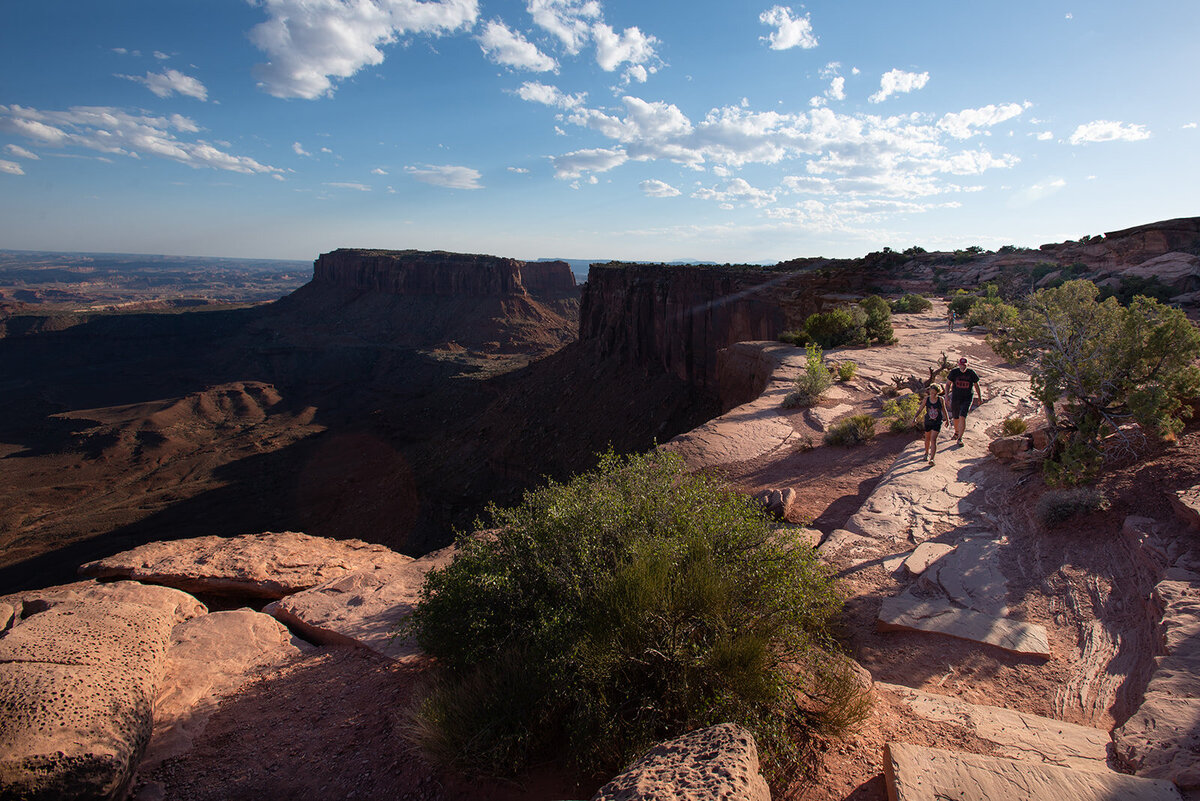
[868, 68, 929, 103]
[758, 6, 818, 50]
[118, 68, 208, 100]
[1068, 120, 1151, 144]
[0, 159, 24, 176]
[516, 80, 586, 109]
[371, 167, 388, 175]
[405, 163, 483, 189]
[325, 181, 371, 191]
[293, 141, 311, 156]
[937, 102, 1029, 139]
[4, 144, 39, 160]
[551, 147, 627, 179]
[693, 177, 777, 207]
[0, 104, 280, 175]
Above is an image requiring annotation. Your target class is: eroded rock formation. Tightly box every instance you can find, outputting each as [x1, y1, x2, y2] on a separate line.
[312, 249, 576, 299]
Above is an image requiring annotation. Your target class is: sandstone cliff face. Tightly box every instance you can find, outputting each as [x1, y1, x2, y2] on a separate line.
[312, 249, 575, 298]
[578, 263, 863, 390]
[1043, 217, 1200, 267]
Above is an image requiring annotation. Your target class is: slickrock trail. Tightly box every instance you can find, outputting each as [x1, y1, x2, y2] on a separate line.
[669, 306, 1190, 800]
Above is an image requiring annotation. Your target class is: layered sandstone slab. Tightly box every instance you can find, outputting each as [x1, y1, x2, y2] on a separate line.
[877, 592, 1050, 658]
[879, 684, 1110, 772]
[0, 581, 204, 801]
[264, 544, 456, 660]
[882, 742, 1181, 801]
[79, 531, 413, 598]
[590, 723, 770, 801]
[902, 543, 954, 577]
[142, 609, 308, 769]
[1173, 486, 1200, 531]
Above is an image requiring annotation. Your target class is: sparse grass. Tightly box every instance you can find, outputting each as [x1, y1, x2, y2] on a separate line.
[1035, 486, 1109, 527]
[1002, 417, 1028, 436]
[824, 414, 877, 446]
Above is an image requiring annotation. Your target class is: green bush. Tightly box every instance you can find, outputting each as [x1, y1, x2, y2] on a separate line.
[947, 289, 980, 317]
[891, 294, 933, 314]
[1002, 417, 1028, 436]
[779, 329, 809, 346]
[803, 307, 865, 349]
[824, 414, 877, 446]
[1035, 486, 1109, 527]
[882, 394, 921, 433]
[784, 343, 833, 408]
[836, 361, 857, 381]
[406, 450, 862, 779]
[859, 295, 894, 344]
[964, 299, 1019, 332]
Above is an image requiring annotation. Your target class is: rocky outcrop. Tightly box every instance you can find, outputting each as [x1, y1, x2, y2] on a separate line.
[312, 249, 575, 299]
[591, 723, 770, 801]
[1044, 217, 1200, 269]
[78, 531, 415, 599]
[263, 544, 457, 660]
[0, 581, 205, 801]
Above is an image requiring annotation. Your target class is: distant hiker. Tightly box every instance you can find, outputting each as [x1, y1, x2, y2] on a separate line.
[912, 384, 949, 464]
[945, 357, 982, 443]
[948, 309, 956, 330]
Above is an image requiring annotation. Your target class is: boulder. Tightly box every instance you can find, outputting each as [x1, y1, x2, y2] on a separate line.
[590, 723, 770, 801]
[79, 531, 414, 598]
[0, 581, 203, 801]
[1172, 486, 1200, 531]
[988, 434, 1030, 462]
[264, 545, 456, 661]
[756, 488, 796, 519]
[141, 609, 309, 770]
[883, 742, 1181, 801]
[1119, 252, 1200, 293]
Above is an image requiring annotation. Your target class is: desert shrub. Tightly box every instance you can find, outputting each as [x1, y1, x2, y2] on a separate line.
[803, 307, 865, 349]
[891, 294, 933, 314]
[784, 343, 833, 408]
[1002, 417, 1028, 436]
[947, 289, 980, 317]
[882, 394, 921, 433]
[779, 329, 809, 346]
[1099, 275, 1178, 306]
[824, 414, 877, 446]
[837, 361, 857, 381]
[965, 299, 1019, 332]
[1035, 486, 1109, 527]
[859, 295, 895, 344]
[406, 450, 861, 779]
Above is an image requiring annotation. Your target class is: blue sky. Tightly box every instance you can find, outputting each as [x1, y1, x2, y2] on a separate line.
[1, 1, 1197, 263]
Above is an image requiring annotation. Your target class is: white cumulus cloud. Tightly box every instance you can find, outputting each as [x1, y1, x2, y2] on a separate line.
[248, 0, 479, 99]
[758, 6, 817, 50]
[592, 23, 658, 73]
[0, 104, 280, 175]
[551, 146, 627, 179]
[405, 163, 483, 189]
[119, 69, 209, 100]
[516, 81, 585, 109]
[937, 102, 1028, 139]
[478, 19, 557, 71]
[692, 177, 777, 207]
[1068, 120, 1151, 144]
[868, 68, 929, 103]
[293, 141, 311, 156]
[527, 0, 600, 55]
[640, 179, 680, 197]
[0, 159, 24, 175]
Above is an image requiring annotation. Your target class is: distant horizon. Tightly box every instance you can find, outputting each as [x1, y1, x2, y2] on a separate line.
[4, 2, 1197, 264]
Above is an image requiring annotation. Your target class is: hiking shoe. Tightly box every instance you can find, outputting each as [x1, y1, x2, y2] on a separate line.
[930, 456, 935, 465]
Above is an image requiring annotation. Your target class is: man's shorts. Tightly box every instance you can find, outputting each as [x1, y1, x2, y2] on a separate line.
[951, 395, 974, 419]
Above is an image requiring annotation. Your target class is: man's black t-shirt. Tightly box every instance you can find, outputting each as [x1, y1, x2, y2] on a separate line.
[947, 367, 979, 400]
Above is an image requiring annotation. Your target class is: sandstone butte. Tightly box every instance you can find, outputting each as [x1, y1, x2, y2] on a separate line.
[2, 216, 1200, 801]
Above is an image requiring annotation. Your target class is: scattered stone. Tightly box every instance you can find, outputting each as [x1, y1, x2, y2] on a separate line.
[879, 683, 1110, 772]
[141, 609, 308, 770]
[903, 543, 955, 577]
[590, 723, 769, 801]
[1173, 486, 1200, 531]
[877, 591, 1050, 658]
[883, 742, 1182, 801]
[988, 434, 1031, 462]
[756, 487, 796, 519]
[265, 545, 456, 660]
[0, 581, 201, 801]
[79, 531, 414, 598]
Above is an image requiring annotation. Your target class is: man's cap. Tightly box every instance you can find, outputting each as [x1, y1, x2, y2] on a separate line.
[958, 358, 968, 364]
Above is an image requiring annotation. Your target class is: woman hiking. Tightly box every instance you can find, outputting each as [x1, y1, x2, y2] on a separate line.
[912, 384, 949, 465]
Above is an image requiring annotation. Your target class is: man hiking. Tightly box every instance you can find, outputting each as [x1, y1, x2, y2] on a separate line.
[945, 356, 982, 444]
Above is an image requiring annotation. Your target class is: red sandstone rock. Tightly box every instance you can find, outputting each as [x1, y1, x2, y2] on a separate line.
[312, 249, 575, 298]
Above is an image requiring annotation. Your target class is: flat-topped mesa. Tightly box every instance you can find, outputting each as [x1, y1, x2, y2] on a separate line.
[579, 262, 862, 390]
[312, 249, 576, 298]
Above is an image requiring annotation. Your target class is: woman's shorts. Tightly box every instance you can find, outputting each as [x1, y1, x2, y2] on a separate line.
[924, 419, 943, 432]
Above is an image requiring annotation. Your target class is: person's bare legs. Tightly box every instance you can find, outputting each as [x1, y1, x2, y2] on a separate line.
[930, 430, 939, 463]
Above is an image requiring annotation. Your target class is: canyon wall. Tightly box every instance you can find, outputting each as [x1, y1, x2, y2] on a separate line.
[578, 263, 863, 390]
[312, 249, 576, 298]
[1043, 217, 1200, 267]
